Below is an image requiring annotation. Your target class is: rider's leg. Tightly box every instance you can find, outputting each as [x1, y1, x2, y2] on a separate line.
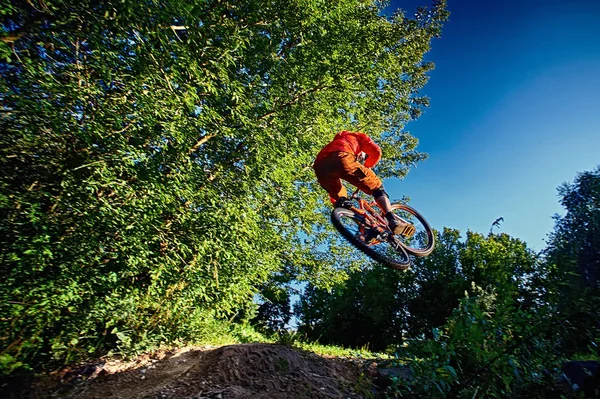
[333, 155, 412, 236]
[373, 186, 409, 235]
[373, 186, 393, 213]
[313, 153, 348, 204]
[315, 152, 374, 208]
[337, 154, 382, 196]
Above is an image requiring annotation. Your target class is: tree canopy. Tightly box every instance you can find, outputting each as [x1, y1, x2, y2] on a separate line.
[1, 0, 448, 372]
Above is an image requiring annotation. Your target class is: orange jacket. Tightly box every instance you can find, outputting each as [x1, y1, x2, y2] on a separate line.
[315, 131, 382, 168]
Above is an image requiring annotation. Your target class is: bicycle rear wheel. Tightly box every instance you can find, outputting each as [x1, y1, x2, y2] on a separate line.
[331, 208, 410, 270]
[389, 203, 435, 256]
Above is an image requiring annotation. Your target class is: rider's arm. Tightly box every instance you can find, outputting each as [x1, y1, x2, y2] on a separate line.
[355, 133, 381, 168]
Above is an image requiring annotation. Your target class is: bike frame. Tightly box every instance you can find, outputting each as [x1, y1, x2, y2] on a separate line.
[347, 188, 391, 246]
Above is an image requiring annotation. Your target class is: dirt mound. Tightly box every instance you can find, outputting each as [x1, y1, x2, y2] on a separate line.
[50, 344, 370, 398]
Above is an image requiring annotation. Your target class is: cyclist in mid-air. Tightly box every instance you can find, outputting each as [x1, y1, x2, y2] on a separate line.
[313, 130, 410, 235]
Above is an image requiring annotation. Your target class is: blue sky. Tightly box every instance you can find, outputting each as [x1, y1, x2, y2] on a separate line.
[382, 0, 600, 251]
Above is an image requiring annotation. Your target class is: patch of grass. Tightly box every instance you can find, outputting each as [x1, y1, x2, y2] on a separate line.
[119, 320, 274, 360]
[293, 340, 389, 360]
[569, 352, 600, 362]
[227, 323, 274, 344]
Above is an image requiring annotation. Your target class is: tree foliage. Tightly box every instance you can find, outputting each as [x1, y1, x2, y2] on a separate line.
[389, 285, 566, 399]
[296, 264, 410, 351]
[382, 167, 600, 398]
[294, 166, 600, 397]
[544, 165, 600, 356]
[0, 0, 448, 372]
[295, 228, 542, 349]
[546, 165, 600, 293]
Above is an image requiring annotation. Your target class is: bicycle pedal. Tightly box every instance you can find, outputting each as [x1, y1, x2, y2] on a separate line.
[401, 224, 416, 238]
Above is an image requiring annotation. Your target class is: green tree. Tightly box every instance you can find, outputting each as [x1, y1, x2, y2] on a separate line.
[390, 285, 565, 399]
[402, 229, 540, 340]
[1, 0, 448, 372]
[408, 230, 540, 340]
[546, 165, 600, 293]
[544, 165, 600, 356]
[296, 264, 411, 351]
[405, 228, 467, 338]
[295, 228, 542, 350]
[250, 272, 294, 334]
[383, 169, 600, 398]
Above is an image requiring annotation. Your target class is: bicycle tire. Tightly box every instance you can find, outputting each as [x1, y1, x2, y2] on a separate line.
[389, 203, 435, 256]
[331, 207, 411, 270]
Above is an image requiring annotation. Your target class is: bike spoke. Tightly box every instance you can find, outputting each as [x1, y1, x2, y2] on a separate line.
[369, 236, 409, 265]
[332, 208, 410, 268]
[390, 205, 435, 255]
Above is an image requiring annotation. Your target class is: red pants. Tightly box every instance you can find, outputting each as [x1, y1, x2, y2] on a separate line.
[313, 152, 382, 201]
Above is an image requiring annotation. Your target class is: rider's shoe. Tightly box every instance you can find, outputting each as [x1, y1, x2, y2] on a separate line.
[386, 213, 416, 237]
[335, 197, 353, 209]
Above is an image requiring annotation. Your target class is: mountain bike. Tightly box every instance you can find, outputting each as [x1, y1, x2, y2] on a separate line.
[331, 188, 435, 270]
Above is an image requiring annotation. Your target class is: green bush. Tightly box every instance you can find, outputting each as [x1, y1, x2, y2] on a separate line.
[387, 285, 567, 398]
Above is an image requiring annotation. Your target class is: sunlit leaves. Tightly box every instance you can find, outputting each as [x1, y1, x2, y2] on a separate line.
[1, 0, 447, 373]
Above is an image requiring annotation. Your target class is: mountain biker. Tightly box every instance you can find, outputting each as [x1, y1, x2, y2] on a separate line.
[313, 130, 409, 235]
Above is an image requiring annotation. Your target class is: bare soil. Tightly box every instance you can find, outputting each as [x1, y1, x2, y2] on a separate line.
[9, 344, 381, 398]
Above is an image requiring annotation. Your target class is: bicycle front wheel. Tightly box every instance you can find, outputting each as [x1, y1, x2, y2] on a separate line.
[389, 203, 435, 256]
[331, 208, 410, 270]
